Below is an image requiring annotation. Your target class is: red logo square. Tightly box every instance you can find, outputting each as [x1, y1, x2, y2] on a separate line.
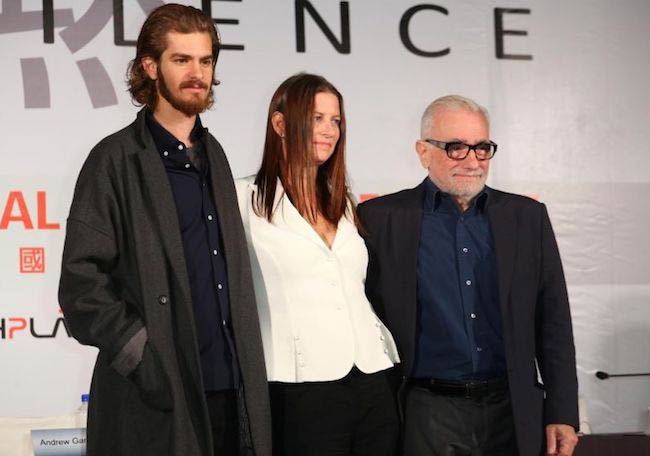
[20, 247, 45, 273]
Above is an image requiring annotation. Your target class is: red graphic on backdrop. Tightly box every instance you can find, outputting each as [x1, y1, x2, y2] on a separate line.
[20, 247, 45, 273]
[0, 191, 60, 230]
[0, 315, 71, 340]
[359, 193, 379, 202]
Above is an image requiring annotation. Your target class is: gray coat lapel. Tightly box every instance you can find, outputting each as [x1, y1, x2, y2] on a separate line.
[133, 112, 203, 391]
[136, 149, 189, 288]
[134, 114, 193, 303]
[204, 135, 271, 455]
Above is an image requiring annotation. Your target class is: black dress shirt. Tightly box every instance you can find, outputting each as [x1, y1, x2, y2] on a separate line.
[145, 111, 239, 391]
[412, 178, 506, 380]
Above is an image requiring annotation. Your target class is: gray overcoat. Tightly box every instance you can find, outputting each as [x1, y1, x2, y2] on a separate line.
[59, 109, 272, 456]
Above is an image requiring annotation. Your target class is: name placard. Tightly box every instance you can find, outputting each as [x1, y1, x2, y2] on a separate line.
[30, 428, 86, 456]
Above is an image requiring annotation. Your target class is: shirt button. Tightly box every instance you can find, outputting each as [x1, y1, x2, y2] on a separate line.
[163, 151, 169, 157]
[207, 215, 213, 221]
[217, 283, 223, 290]
[178, 144, 184, 150]
[158, 295, 168, 305]
[380, 335, 385, 341]
[184, 163, 191, 169]
[476, 347, 483, 352]
[375, 322, 380, 327]
[462, 247, 469, 253]
[222, 319, 226, 326]
[383, 348, 388, 354]
[466, 279, 472, 286]
[212, 249, 218, 256]
[470, 313, 477, 319]
[294, 335, 300, 341]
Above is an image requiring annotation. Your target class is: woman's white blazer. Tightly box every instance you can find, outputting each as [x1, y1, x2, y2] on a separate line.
[235, 176, 399, 383]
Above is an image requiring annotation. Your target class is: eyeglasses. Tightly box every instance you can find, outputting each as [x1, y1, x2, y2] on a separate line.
[424, 139, 497, 161]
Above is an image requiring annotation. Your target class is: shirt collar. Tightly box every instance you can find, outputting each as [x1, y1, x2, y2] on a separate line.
[145, 109, 204, 157]
[423, 177, 489, 214]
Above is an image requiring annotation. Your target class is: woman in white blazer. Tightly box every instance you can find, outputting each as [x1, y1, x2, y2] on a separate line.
[235, 73, 400, 456]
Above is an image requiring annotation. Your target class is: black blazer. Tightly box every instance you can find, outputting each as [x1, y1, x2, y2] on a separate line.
[358, 179, 578, 456]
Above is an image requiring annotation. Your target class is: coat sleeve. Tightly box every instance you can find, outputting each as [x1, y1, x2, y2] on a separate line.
[357, 202, 384, 319]
[58, 144, 147, 378]
[536, 203, 579, 429]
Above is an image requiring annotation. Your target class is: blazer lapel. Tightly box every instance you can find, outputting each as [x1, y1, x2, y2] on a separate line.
[272, 179, 335, 250]
[331, 208, 356, 250]
[486, 188, 517, 329]
[392, 182, 425, 372]
[398, 202, 423, 311]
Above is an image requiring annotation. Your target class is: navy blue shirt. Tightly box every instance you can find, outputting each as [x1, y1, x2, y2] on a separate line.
[412, 178, 506, 380]
[145, 111, 239, 391]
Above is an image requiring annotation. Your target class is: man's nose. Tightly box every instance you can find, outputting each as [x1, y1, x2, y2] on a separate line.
[461, 148, 480, 166]
[188, 60, 203, 78]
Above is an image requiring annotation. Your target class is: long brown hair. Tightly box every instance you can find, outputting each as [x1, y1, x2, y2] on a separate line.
[126, 3, 221, 111]
[254, 73, 357, 228]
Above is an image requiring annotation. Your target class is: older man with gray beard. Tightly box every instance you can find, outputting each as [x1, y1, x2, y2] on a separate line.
[358, 95, 579, 456]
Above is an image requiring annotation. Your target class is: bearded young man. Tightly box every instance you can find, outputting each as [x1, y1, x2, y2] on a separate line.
[358, 95, 579, 456]
[58, 4, 271, 455]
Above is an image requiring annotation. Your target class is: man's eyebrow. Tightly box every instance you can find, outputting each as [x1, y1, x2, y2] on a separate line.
[169, 53, 213, 60]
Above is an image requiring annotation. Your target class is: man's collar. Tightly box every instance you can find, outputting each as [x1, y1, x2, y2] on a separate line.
[423, 177, 489, 213]
[144, 109, 204, 156]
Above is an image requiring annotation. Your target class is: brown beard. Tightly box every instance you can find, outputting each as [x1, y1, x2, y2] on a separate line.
[157, 67, 212, 116]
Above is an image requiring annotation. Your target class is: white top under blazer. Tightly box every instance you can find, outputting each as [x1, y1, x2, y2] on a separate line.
[235, 176, 399, 383]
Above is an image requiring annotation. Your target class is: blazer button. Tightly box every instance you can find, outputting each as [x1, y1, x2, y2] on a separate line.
[158, 295, 169, 305]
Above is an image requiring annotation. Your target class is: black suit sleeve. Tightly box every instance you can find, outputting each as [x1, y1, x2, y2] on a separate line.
[357, 202, 385, 319]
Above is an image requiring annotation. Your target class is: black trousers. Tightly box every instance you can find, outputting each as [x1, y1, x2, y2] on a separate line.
[269, 367, 399, 456]
[403, 385, 518, 456]
[206, 389, 239, 455]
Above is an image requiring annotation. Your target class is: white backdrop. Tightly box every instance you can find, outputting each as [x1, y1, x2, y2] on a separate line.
[1, 0, 649, 433]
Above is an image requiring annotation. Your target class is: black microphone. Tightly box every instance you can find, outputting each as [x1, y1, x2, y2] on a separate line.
[595, 370, 650, 380]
